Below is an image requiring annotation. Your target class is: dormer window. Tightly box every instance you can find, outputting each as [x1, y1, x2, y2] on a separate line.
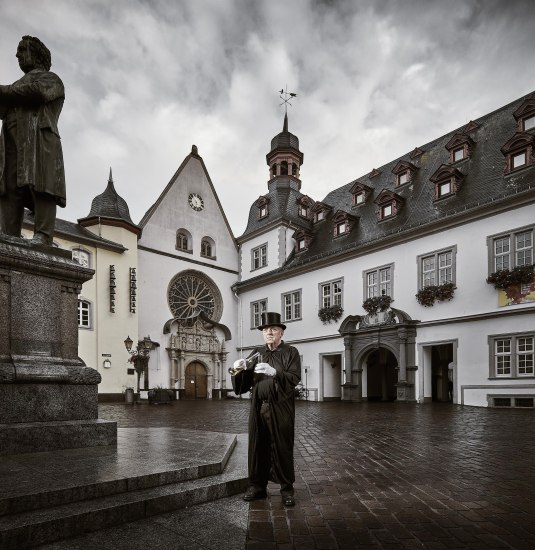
[336, 221, 347, 235]
[374, 190, 403, 221]
[430, 165, 464, 200]
[350, 182, 372, 207]
[392, 160, 417, 187]
[446, 133, 474, 163]
[501, 132, 534, 174]
[255, 196, 270, 220]
[292, 228, 313, 252]
[453, 147, 465, 162]
[381, 204, 392, 218]
[524, 115, 535, 131]
[296, 195, 314, 220]
[513, 97, 535, 133]
[331, 210, 356, 238]
[513, 151, 527, 169]
[312, 201, 332, 224]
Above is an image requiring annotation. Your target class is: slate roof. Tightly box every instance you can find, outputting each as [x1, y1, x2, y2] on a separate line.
[269, 113, 300, 152]
[240, 90, 535, 274]
[23, 211, 127, 252]
[78, 169, 138, 229]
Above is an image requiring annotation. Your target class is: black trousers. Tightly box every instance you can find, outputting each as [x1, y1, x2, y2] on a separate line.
[250, 402, 294, 495]
[0, 122, 56, 243]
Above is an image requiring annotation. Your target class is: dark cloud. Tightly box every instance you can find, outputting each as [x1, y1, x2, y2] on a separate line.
[0, 0, 533, 236]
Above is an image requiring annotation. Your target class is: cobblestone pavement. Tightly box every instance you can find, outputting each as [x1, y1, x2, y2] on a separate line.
[99, 400, 535, 549]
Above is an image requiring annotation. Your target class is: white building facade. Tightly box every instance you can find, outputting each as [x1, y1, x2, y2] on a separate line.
[33, 91, 535, 408]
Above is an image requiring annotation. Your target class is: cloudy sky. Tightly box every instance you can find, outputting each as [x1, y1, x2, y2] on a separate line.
[1, 0, 534, 236]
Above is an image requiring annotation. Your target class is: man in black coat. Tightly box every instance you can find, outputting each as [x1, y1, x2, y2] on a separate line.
[231, 311, 301, 506]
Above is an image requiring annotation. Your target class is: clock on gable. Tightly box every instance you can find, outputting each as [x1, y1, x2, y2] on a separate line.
[188, 193, 204, 211]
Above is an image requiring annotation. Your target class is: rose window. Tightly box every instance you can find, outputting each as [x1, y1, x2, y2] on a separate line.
[167, 270, 222, 322]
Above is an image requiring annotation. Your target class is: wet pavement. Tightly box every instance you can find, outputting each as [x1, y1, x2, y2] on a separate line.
[43, 400, 535, 548]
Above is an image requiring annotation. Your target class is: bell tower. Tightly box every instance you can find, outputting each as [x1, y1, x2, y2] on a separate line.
[266, 112, 304, 191]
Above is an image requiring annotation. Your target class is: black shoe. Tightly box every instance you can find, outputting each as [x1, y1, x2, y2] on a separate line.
[243, 487, 267, 501]
[282, 494, 295, 506]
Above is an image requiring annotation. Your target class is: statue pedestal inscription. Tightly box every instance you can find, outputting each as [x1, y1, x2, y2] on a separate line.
[0, 236, 116, 454]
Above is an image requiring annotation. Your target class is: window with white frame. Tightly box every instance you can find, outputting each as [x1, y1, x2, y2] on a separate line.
[452, 147, 465, 162]
[282, 290, 301, 322]
[397, 171, 409, 185]
[251, 299, 267, 328]
[365, 265, 393, 298]
[490, 226, 534, 271]
[354, 192, 364, 205]
[512, 151, 527, 169]
[418, 247, 456, 289]
[78, 299, 91, 328]
[335, 221, 347, 236]
[320, 279, 342, 308]
[72, 248, 90, 268]
[491, 333, 534, 378]
[251, 243, 268, 270]
[381, 203, 393, 218]
[523, 115, 535, 131]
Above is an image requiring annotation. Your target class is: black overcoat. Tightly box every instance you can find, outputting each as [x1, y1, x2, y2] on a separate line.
[233, 342, 301, 487]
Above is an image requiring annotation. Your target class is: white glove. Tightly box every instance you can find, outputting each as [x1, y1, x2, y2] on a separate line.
[233, 359, 246, 370]
[254, 363, 276, 377]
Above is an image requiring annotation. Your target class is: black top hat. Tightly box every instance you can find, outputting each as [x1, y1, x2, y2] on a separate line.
[257, 311, 286, 331]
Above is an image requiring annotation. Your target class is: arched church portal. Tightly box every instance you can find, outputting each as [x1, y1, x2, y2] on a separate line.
[185, 361, 208, 399]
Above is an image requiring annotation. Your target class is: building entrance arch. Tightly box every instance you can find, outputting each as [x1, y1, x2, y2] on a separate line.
[185, 361, 207, 399]
[339, 308, 419, 402]
[365, 347, 398, 401]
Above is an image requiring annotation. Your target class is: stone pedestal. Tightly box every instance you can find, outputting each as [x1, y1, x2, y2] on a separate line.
[0, 236, 116, 455]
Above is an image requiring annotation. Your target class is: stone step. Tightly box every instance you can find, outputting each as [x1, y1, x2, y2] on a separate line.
[0, 435, 248, 549]
[0, 427, 236, 517]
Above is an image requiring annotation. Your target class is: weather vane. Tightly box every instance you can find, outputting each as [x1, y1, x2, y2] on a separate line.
[279, 85, 297, 114]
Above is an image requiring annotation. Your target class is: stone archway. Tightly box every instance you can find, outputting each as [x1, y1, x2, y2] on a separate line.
[339, 308, 419, 402]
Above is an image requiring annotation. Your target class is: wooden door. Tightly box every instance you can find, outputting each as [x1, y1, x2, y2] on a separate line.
[185, 362, 207, 399]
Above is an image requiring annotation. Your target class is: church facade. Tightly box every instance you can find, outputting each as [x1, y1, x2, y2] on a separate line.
[25, 91, 535, 408]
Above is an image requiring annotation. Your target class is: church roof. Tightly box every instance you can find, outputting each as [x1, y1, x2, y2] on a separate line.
[78, 169, 140, 234]
[23, 211, 127, 253]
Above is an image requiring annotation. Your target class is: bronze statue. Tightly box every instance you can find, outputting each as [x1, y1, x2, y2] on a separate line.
[0, 36, 66, 246]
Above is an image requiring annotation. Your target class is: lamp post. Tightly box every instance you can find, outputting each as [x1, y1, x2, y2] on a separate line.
[124, 335, 153, 397]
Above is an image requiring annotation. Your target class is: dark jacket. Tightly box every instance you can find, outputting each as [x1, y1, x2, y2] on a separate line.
[0, 69, 66, 206]
[233, 342, 301, 486]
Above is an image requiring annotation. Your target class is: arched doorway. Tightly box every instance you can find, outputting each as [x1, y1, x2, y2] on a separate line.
[185, 362, 207, 399]
[366, 347, 398, 401]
